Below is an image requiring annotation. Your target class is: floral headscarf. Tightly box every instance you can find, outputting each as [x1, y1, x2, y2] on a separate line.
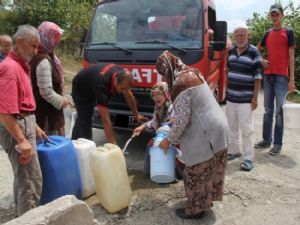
[37, 21, 64, 91]
[38, 21, 64, 53]
[151, 81, 171, 101]
[151, 82, 172, 128]
[156, 51, 203, 101]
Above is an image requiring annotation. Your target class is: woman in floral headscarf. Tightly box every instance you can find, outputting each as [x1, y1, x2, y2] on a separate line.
[30, 21, 72, 135]
[133, 82, 177, 177]
[157, 51, 229, 219]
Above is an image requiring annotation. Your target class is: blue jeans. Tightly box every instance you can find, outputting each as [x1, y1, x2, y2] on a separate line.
[262, 75, 288, 146]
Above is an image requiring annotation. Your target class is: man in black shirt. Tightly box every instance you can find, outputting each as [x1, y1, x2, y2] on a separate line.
[71, 63, 145, 143]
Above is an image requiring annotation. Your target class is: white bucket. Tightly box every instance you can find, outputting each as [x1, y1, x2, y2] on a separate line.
[150, 146, 175, 183]
[283, 103, 300, 129]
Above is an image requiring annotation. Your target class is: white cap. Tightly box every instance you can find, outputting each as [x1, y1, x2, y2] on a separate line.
[233, 22, 248, 32]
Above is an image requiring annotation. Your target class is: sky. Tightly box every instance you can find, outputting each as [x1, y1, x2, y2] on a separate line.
[215, 0, 300, 32]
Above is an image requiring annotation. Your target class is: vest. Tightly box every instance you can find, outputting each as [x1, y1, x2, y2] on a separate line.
[30, 54, 64, 131]
[179, 83, 229, 166]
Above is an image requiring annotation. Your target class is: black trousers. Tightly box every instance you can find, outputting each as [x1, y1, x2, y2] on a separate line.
[71, 89, 95, 140]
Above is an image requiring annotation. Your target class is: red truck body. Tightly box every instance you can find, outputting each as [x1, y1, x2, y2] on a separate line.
[84, 0, 228, 129]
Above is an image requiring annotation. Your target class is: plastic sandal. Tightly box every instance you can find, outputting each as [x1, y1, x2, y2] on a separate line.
[240, 160, 253, 171]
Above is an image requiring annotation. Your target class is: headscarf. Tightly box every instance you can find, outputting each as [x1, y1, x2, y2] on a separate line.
[37, 21, 64, 91]
[151, 81, 171, 101]
[151, 82, 172, 127]
[156, 51, 203, 101]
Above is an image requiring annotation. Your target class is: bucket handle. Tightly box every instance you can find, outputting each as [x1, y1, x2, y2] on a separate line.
[284, 89, 300, 105]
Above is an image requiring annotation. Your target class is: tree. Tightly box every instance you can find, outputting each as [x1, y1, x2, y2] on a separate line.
[0, 0, 96, 54]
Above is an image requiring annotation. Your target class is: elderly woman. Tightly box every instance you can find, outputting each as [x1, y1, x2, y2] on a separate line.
[30, 21, 71, 135]
[157, 51, 228, 219]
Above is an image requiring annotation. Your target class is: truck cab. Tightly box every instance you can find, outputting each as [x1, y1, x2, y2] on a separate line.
[83, 0, 228, 130]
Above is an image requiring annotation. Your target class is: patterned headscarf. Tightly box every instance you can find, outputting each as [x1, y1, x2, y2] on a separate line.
[37, 21, 64, 91]
[156, 51, 203, 101]
[151, 82, 172, 128]
[151, 81, 171, 101]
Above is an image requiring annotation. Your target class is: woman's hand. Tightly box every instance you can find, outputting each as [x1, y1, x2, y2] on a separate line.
[159, 138, 170, 155]
[133, 124, 145, 137]
[36, 125, 48, 140]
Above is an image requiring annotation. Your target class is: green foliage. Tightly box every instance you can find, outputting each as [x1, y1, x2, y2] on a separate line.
[0, 0, 96, 54]
[247, 1, 300, 90]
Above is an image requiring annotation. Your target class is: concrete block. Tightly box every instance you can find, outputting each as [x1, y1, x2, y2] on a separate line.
[4, 195, 99, 225]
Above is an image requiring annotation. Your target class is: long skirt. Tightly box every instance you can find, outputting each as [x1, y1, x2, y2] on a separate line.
[183, 149, 227, 215]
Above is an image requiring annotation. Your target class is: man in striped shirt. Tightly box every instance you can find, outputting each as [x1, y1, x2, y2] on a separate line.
[225, 23, 262, 171]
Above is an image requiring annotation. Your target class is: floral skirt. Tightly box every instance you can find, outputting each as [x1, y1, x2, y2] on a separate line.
[183, 149, 227, 215]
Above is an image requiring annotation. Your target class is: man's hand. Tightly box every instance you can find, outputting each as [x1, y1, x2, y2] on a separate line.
[135, 114, 148, 124]
[159, 138, 170, 155]
[288, 79, 295, 93]
[261, 59, 270, 69]
[17, 139, 34, 164]
[251, 98, 258, 111]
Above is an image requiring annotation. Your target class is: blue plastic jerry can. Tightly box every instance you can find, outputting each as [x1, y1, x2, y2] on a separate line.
[37, 135, 82, 205]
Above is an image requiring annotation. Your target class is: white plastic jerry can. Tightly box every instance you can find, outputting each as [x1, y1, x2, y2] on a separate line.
[72, 138, 96, 198]
[90, 143, 132, 213]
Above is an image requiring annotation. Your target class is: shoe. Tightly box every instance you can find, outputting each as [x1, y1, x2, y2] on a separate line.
[240, 160, 254, 171]
[254, 140, 271, 149]
[175, 208, 205, 219]
[227, 153, 242, 161]
[269, 145, 282, 156]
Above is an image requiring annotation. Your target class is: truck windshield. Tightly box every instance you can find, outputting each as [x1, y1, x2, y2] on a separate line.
[87, 0, 203, 49]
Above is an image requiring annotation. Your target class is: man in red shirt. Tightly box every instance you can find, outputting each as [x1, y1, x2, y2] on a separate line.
[255, 4, 295, 155]
[0, 25, 46, 216]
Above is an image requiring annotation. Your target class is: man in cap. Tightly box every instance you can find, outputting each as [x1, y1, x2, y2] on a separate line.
[226, 22, 262, 171]
[255, 3, 295, 155]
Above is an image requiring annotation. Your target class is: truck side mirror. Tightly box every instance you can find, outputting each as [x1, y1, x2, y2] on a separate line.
[212, 21, 227, 51]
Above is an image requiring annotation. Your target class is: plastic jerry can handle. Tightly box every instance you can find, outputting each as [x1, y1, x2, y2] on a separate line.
[43, 139, 55, 146]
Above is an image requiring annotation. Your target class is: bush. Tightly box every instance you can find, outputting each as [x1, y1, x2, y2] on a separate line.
[0, 0, 95, 54]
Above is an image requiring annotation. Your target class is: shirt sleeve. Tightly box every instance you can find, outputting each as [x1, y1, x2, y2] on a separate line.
[286, 28, 295, 47]
[0, 78, 19, 114]
[253, 48, 262, 80]
[167, 90, 192, 144]
[94, 84, 110, 106]
[36, 59, 64, 110]
[144, 111, 157, 132]
[259, 31, 269, 48]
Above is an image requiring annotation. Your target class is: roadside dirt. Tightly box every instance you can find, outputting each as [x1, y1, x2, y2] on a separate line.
[0, 65, 299, 224]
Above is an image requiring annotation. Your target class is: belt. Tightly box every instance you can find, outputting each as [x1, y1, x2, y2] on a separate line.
[14, 111, 34, 119]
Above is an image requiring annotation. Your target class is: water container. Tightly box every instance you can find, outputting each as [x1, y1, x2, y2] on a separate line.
[64, 108, 77, 139]
[90, 143, 132, 213]
[72, 138, 96, 198]
[37, 135, 82, 205]
[283, 103, 300, 129]
[150, 124, 176, 183]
